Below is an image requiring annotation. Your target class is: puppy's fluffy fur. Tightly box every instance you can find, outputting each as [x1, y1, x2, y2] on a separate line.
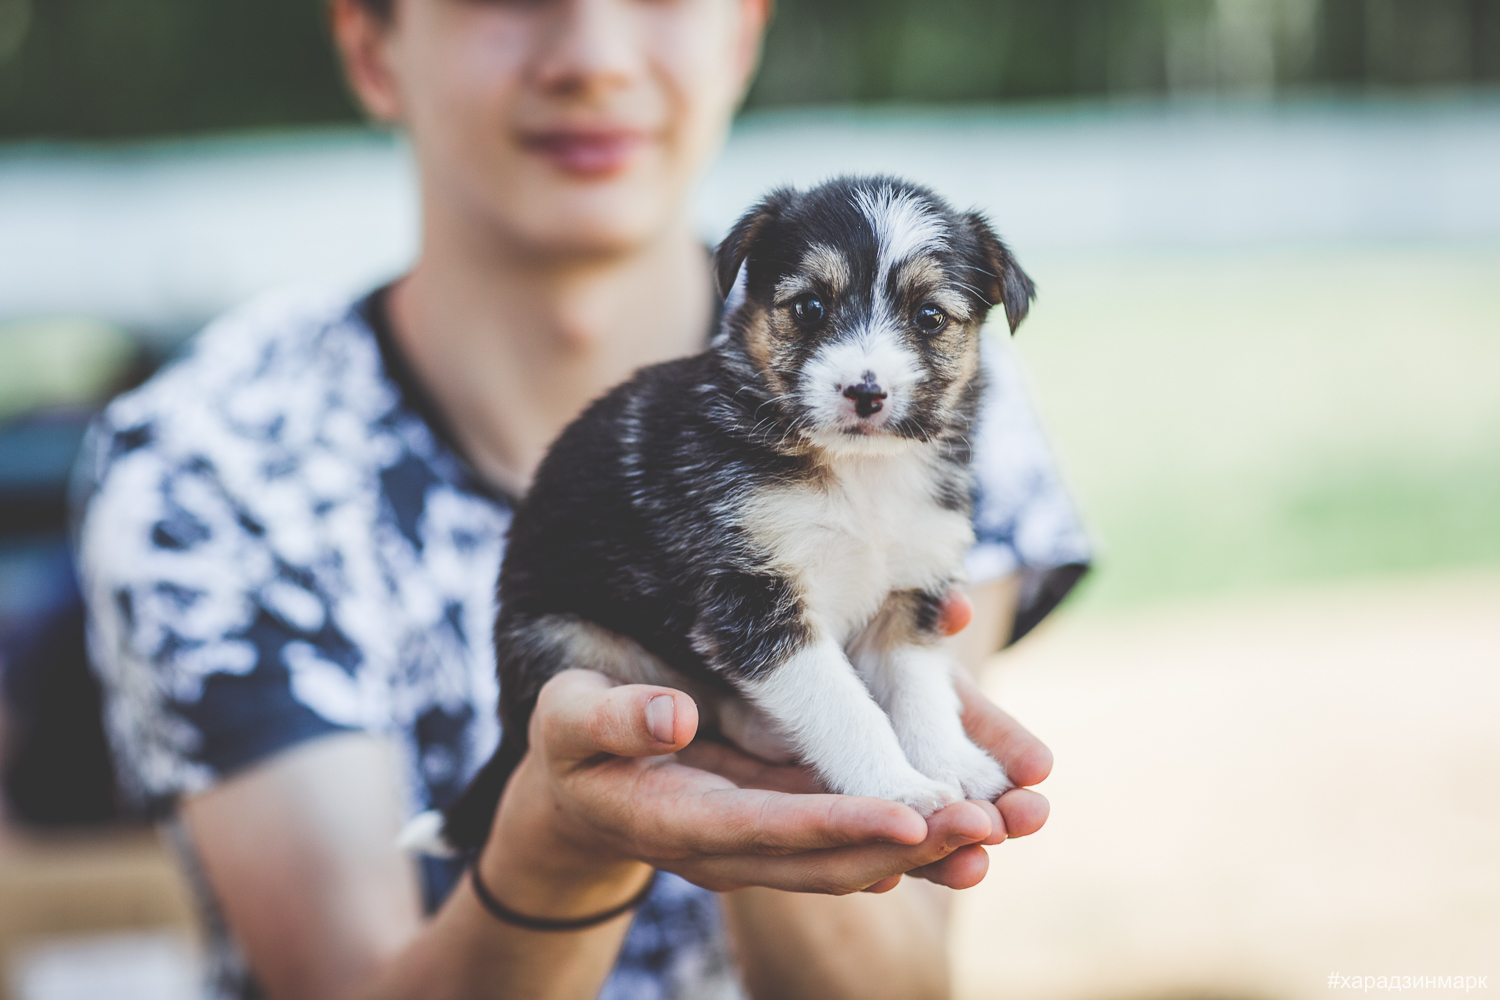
[409, 176, 1035, 856]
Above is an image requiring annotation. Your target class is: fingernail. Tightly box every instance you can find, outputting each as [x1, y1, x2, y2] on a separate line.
[646, 695, 675, 744]
[946, 833, 976, 850]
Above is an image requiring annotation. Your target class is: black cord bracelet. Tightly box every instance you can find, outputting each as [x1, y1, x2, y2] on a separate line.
[468, 863, 657, 932]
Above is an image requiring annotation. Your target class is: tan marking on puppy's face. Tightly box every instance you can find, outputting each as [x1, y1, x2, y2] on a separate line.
[925, 319, 983, 416]
[775, 244, 852, 302]
[749, 245, 857, 409]
[806, 244, 852, 295]
[886, 253, 984, 416]
[740, 305, 788, 396]
[892, 255, 973, 325]
[936, 332, 983, 413]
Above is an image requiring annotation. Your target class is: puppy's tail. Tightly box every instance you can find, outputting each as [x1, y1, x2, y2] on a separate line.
[398, 732, 526, 858]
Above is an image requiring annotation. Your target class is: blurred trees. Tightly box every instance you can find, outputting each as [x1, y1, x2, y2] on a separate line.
[749, 0, 1500, 104]
[0, 0, 352, 138]
[0, 0, 1497, 141]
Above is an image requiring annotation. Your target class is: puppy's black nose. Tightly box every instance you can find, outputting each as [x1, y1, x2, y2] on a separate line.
[842, 381, 887, 418]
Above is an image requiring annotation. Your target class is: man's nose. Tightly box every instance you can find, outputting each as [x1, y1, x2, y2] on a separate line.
[842, 380, 887, 418]
[534, 0, 641, 97]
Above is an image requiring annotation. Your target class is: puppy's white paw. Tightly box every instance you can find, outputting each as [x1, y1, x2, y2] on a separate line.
[834, 769, 964, 817]
[951, 746, 1012, 802]
[891, 775, 967, 817]
[910, 739, 1012, 803]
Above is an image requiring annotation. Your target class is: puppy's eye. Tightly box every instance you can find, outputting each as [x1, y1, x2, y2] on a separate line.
[791, 294, 826, 328]
[914, 304, 948, 334]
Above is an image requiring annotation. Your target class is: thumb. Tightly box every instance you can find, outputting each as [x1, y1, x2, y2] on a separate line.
[533, 669, 700, 764]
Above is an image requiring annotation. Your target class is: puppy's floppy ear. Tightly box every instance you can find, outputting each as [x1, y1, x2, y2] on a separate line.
[714, 188, 793, 300]
[963, 211, 1036, 334]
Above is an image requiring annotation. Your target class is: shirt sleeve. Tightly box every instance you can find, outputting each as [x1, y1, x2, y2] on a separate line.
[73, 410, 352, 814]
[966, 336, 1092, 644]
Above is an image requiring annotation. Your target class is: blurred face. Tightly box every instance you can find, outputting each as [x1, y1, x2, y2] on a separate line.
[337, 0, 766, 258]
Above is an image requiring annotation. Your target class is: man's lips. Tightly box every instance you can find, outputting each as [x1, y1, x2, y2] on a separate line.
[518, 129, 650, 177]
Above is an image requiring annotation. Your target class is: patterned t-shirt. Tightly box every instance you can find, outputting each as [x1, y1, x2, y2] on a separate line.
[73, 286, 1090, 1000]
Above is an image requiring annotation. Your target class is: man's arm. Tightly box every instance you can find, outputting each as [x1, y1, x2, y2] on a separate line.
[177, 735, 426, 1000]
[180, 668, 1006, 1000]
[181, 731, 650, 1000]
[182, 737, 652, 1000]
[719, 575, 1049, 1000]
[725, 877, 951, 1000]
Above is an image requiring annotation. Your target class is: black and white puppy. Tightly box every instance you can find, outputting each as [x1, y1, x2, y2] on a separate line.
[407, 176, 1035, 857]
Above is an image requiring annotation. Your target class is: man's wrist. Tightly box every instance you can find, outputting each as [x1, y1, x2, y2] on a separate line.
[476, 835, 652, 923]
[477, 760, 652, 922]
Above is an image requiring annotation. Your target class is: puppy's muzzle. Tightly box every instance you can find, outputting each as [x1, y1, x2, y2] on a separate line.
[842, 379, 887, 418]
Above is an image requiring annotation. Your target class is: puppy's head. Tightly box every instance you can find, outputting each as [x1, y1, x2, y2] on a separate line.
[715, 176, 1034, 456]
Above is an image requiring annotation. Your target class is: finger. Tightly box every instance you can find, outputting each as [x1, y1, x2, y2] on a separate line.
[644, 785, 928, 857]
[971, 798, 1005, 846]
[938, 589, 974, 637]
[907, 844, 990, 889]
[861, 874, 903, 894]
[770, 800, 990, 888]
[534, 670, 699, 763]
[996, 787, 1050, 839]
[685, 799, 991, 894]
[928, 799, 994, 846]
[954, 671, 1054, 788]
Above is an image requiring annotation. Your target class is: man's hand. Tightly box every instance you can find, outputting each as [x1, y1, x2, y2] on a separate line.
[900, 669, 1052, 888]
[900, 588, 1053, 888]
[481, 671, 1000, 913]
[679, 667, 1052, 893]
[680, 588, 1052, 892]
[483, 586, 1051, 905]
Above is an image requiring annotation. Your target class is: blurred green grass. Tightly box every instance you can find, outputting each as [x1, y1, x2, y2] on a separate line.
[0, 317, 138, 422]
[4, 245, 1495, 613]
[1011, 243, 1500, 609]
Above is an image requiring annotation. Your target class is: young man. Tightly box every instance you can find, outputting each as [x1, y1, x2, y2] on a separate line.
[74, 1, 1090, 998]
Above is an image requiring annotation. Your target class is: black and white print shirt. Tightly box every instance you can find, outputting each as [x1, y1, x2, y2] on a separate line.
[73, 286, 1090, 1000]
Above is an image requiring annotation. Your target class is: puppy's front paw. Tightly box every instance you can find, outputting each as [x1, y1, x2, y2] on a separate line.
[950, 746, 1012, 802]
[893, 776, 967, 817]
[910, 739, 1012, 803]
[827, 764, 963, 816]
[858, 771, 965, 817]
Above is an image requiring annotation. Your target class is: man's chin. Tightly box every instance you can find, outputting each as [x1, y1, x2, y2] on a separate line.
[507, 193, 676, 261]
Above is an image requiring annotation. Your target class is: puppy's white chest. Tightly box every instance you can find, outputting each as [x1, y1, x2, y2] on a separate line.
[741, 452, 973, 640]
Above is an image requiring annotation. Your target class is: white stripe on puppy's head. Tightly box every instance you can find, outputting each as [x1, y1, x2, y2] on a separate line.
[853, 185, 950, 287]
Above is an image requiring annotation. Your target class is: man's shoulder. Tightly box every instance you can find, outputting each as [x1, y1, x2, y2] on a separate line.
[99, 285, 390, 450]
[187, 284, 361, 376]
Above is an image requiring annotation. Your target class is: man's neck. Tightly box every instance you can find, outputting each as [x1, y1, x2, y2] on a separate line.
[386, 217, 715, 498]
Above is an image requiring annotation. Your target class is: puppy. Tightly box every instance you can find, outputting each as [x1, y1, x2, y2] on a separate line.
[407, 176, 1035, 857]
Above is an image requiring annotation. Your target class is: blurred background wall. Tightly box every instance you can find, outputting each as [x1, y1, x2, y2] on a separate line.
[0, 3, 1496, 1000]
